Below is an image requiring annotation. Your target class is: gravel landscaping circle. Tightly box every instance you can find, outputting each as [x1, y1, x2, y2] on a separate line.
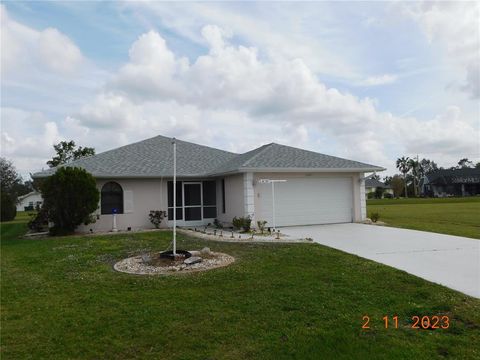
[114, 251, 235, 275]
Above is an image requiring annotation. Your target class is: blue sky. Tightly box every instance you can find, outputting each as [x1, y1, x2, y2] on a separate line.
[1, 1, 479, 177]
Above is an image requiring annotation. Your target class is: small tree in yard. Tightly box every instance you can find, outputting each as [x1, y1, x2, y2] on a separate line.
[0, 157, 22, 221]
[47, 140, 95, 168]
[374, 187, 384, 199]
[390, 175, 405, 198]
[41, 167, 99, 235]
[1, 192, 16, 221]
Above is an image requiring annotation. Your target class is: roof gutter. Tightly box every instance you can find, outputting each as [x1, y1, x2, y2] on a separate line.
[233, 167, 386, 173]
[32, 167, 385, 179]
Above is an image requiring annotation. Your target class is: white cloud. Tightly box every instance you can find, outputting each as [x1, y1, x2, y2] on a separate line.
[120, 1, 360, 80]
[1, 10, 478, 178]
[400, 106, 479, 158]
[1, 5, 84, 76]
[71, 27, 478, 173]
[400, 1, 480, 99]
[0, 108, 61, 175]
[37, 28, 83, 74]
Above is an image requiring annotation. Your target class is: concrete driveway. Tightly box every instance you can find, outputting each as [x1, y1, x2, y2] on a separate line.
[282, 224, 480, 298]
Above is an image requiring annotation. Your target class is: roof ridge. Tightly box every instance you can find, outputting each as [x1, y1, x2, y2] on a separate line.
[173, 137, 238, 155]
[240, 143, 274, 168]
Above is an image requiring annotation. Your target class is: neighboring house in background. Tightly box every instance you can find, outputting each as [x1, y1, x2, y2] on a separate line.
[16, 191, 43, 211]
[32, 135, 384, 233]
[421, 168, 480, 197]
[365, 178, 393, 198]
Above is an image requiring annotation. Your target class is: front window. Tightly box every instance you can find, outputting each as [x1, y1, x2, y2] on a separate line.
[101, 182, 124, 214]
[167, 180, 217, 221]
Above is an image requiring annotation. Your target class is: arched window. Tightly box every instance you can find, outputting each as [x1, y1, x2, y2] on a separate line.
[101, 182, 123, 214]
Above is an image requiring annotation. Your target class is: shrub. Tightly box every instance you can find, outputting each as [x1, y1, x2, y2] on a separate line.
[370, 212, 380, 223]
[41, 167, 99, 235]
[241, 216, 252, 232]
[149, 210, 167, 229]
[257, 220, 267, 234]
[0, 192, 16, 221]
[232, 216, 252, 232]
[367, 192, 375, 199]
[28, 205, 49, 232]
[213, 218, 223, 229]
[232, 216, 243, 230]
[374, 187, 384, 199]
[383, 192, 393, 199]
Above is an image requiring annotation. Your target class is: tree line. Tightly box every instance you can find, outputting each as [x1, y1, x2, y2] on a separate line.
[0, 141, 95, 221]
[376, 157, 480, 198]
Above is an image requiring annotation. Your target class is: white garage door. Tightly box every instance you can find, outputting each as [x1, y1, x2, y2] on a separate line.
[257, 177, 353, 227]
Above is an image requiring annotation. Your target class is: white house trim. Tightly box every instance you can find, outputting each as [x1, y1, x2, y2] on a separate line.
[243, 172, 255, 221]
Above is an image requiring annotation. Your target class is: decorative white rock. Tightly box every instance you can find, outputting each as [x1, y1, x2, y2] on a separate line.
[200, 247, 211, 255]
[184, 256, 203, 265]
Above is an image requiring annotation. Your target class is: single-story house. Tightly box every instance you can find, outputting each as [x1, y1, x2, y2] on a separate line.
[33, 135, 384, 232]
[365, 178, 393, 198]
[421, 168, 480, 197]
[16, 191, 43, 212]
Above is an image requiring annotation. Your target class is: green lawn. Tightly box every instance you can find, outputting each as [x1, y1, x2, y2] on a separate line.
[2, 216, 480, 359]
[367, 197, 480, 239]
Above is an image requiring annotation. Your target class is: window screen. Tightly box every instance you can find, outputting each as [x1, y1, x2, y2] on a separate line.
[203, 181, 217, 218]
[167, 181, 183, 220]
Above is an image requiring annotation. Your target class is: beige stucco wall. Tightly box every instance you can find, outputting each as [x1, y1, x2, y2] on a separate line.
[77, 178, 168, 233]
[216, 174, 245, 225]
[76, 170, 367, 233]
[253, 172, 366, 224]
[78, 176, 245, 233]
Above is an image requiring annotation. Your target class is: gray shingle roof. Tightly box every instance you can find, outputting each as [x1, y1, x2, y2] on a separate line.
[219, 143, 382, 172]
[33, 135, 384, 178]
[365, 178, 391, 189]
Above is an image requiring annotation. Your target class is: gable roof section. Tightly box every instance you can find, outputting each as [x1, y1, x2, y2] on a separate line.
[33, 135, 384, 178]
[33, 135, 237, 178]
[213, 143, 383, 174]
[243, 143, 381, 171]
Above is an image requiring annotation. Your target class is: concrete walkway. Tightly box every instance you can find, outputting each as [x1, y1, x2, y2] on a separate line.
[282, 224, 480, 298]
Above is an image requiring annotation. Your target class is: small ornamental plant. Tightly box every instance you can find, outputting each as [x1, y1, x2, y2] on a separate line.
[370, 212, 380, 223]
[149, 210, 167, 229]
[213, 218, 223, 229]
[257, 220, 267, 234]
[232, 216, 252, 232]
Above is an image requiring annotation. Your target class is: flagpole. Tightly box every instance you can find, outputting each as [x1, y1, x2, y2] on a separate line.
[172, 138, 177, 256]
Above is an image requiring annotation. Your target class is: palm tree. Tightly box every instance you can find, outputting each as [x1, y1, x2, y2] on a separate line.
[408, 158, 420, 197]
[396, 156, 411, 198]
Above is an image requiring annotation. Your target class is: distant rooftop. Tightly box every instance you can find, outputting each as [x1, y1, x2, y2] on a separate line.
[365, 178, 391, 189]
[425, 168, 480, 185]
